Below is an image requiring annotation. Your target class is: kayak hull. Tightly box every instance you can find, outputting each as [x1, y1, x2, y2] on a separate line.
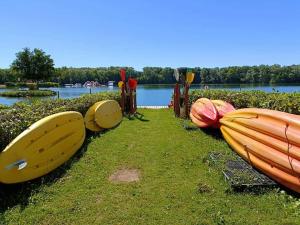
[211, 100, 235, 128]
[220, 108, 300, 193]
[190, 98, 218, 127]
[95, 100, 122, 129]
[0, 111, 86, 184]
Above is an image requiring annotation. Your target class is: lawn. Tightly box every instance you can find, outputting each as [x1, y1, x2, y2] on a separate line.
[1, 109, 299, 225]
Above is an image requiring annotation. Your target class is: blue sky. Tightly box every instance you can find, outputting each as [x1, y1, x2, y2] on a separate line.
[0, 0, 299, 70]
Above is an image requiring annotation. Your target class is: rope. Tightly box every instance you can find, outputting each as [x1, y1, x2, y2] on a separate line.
[244, 145, 253, 167]
[284, 123, 300, 182]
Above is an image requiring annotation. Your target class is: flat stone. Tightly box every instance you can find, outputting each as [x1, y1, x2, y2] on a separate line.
[109, 169, 140, 183]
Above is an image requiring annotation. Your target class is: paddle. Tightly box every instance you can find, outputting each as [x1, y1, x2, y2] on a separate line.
[119, 69, 126, 114]
[173, 69, 180, 117]
[128, 78, 137, 114]
[184, 71, 195, 118]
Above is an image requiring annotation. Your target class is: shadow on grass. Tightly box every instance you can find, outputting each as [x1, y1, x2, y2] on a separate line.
[181, 119, 223, 140]
[0, 131, 101, 214]
[201, 128, 223, 140]
[125, 112, 150, 122]
[226, 183, 300, 198]
[208, 151, 300, 198]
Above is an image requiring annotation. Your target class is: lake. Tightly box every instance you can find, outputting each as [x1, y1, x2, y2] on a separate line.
[0, 84, 299, 106]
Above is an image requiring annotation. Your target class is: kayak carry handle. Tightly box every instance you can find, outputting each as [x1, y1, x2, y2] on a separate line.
[5, 159, 27, 171]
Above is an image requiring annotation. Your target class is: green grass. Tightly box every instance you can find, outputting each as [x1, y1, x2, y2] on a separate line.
[1, 109, 300, 224]
[0, 90, 56, 97]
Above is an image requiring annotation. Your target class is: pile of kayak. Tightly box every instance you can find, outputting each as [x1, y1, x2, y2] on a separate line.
[0, 100, 122, 184]
[190, 98, 300, 193]
[190, 98, 235, 128]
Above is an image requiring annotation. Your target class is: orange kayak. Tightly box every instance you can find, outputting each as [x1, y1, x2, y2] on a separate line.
[190, 98, 218, 127]
[211, 100, 235, 128]
[220, 108, 300, 193]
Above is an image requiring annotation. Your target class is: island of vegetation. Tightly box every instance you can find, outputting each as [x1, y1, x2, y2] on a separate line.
[0, 90, 56, 98]
[0, 48, 56, 97]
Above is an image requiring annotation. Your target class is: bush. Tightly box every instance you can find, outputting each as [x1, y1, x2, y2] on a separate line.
[0, 92, 120, 151]
[0, 90, 56, 97]
[38, 82, 60, 87]
[26, 83, 38, 90]
[189, 90, 300, 115]
[17, 82, 27, 87]
[4, 82, 17, 87]
[0, 104, 8, 110]
[3, 82, 59, 88]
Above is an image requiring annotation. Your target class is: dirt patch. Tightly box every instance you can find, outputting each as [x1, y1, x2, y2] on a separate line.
[109, 169, 140, 183]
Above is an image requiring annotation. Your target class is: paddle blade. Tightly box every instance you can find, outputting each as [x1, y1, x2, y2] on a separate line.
[128, 78, 137, 90]
[118, 81, 124, 89]
[186, 72, 195, 84]
[174, 69, 180, 82]
[120, 69, 126, 81]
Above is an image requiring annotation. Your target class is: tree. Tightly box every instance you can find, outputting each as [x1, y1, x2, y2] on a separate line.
[11, 48, 54, 84]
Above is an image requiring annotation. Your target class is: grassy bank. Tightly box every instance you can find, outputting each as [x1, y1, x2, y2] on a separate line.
[4, 82, 59, 88]
[1, 109, 299, 224]
[0, 90, 56, 97]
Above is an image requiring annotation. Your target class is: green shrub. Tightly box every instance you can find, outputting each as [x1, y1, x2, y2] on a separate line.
[0, 92, 120, 151]
[0, 90, 56, 97]
[4, 82, 17, 87]
[3, 82, 60, 88]
[0, 104, 8, 110]
[17, 82, 27, 87]
[189, 90, 300, 114]
[38, 82, 60, 87]
[26, 83, 38, 90]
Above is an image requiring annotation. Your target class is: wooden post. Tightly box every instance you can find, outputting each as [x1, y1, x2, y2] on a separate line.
[134, 89, 137, 113]
[121, 85, 125, 114]
[129, 89, 133, 114]
[173, 84, 177, 115]
[184, 83, 190, 118]
[175, 83, 181, 117]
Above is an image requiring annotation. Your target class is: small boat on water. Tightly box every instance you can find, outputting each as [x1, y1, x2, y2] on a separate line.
[83, 81, 105, 88]
[64, 83, 82, 88]
[108, 81, 114, 87]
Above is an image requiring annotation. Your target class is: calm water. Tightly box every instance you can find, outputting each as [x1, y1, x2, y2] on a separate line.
[0, 84, 299, 106]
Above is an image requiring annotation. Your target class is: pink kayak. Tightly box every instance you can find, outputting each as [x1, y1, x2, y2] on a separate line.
[190, 98, 218, 127]
[211, 100, 235, 128]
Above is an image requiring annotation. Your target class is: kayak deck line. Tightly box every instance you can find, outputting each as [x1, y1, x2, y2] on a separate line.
[137, 106, 168, 109]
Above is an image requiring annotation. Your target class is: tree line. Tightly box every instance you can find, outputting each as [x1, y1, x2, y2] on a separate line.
[2, 65, 300, 85]
[1, 48, 300, 85]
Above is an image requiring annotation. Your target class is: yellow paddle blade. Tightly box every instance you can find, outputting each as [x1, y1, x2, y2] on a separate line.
[118, 81, 124, 88]
[186, 72, 195, 84]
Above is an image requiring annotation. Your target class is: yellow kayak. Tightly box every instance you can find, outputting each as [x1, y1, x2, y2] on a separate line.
[84, 102, 103, 132]
[94, 100, 122, 129]
[0, 111, 86, 184]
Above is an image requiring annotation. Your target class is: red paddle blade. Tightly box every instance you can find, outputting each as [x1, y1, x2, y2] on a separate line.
[128, 78, 137, 90]
[120, 69, 126, 81]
